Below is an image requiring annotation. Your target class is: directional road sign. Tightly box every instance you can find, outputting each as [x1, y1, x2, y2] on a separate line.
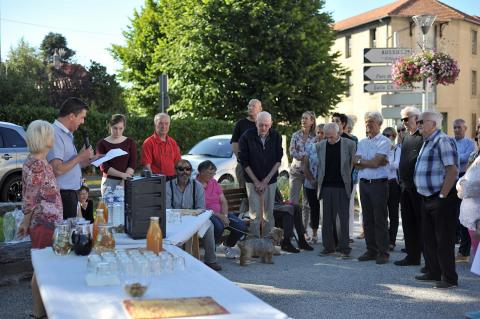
[381, 93, 436, 105]
[363, 48, 413, 63]
[363, 66, 393, 81]
[364, 83, 411, 93]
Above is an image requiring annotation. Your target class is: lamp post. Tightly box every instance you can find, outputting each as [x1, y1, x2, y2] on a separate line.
[412, 14, 436, 111]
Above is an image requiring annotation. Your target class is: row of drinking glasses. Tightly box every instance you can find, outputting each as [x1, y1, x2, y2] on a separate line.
[87, 249, 186, 281]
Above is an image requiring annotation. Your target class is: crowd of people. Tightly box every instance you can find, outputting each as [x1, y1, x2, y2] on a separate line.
[17, 97, 480, 317]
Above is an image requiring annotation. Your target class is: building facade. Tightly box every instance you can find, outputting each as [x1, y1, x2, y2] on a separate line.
[331, 0, 480, 136]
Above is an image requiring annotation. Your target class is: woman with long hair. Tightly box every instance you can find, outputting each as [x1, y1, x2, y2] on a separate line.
[289, 111, 316, 240]
[96, 114, 137, 195]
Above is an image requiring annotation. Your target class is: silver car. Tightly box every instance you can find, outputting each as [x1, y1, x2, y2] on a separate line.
[182, 134, 289, 184]
[0, 122, 29, 202]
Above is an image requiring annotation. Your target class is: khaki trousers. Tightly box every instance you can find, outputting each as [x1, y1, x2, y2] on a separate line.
[246, 182, 276, 237]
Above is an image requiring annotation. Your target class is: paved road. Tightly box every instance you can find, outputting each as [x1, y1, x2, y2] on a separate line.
[1, 220, 479, 319]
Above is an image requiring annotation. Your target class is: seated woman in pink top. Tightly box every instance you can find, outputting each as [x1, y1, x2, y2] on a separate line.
[196, 160, 247, 259]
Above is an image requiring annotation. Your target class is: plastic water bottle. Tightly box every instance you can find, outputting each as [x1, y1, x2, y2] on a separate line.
[105, 186, 115, 224]
[113, 186, 125, 227]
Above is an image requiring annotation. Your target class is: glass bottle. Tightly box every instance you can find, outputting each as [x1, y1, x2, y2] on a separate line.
[52, 221, 72, 256]
[97, 199, 108, 224]
[93, 209, 106, 243]
[94, 225, 116, 254]
[146, 217, 163, 254]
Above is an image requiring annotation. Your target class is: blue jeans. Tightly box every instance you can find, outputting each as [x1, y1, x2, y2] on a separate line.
[210, 213, 246, 247]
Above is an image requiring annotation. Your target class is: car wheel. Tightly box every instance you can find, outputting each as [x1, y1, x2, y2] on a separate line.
[1, 174, 23, 202]
[279, 171, 289, 179]
[218, 174, 235, 184]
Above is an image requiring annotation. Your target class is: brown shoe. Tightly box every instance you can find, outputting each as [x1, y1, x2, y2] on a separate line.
[205, 262, 222, 271]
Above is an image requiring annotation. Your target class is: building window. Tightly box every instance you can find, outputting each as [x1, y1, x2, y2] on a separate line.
[472, 70, 477, 96]
[345, 35, 352, 58]
[370, 29, 377, 48]
[472, 30, 478, 55]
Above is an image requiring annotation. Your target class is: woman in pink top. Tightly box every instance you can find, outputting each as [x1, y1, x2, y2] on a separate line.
[17, 120, 63, 319]
[196, 160, 246, 259]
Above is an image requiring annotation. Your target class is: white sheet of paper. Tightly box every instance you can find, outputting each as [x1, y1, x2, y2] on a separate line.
[91, 148, 128, 167]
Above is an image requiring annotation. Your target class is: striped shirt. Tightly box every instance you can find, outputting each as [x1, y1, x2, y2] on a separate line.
[414, 129, 459, 196]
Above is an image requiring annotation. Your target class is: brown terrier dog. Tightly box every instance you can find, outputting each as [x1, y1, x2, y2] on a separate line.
[238, 227, 284, 266]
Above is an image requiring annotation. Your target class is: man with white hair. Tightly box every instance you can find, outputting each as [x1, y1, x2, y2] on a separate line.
[316, 123, 356, 258]
[414, 110, 459, 289]
[353, 111, 390, 264]
[395, 106, 426, 268]
[452, 118, 476, 263]
[238, 112, 291, 250]
[141, 112, 181, 179]
[231, 99, 262, 187]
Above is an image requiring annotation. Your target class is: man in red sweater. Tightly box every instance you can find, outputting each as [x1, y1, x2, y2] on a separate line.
[141, 113, 181, 178]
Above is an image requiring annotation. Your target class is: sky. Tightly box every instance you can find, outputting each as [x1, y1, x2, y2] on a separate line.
[1, 0, 479, 76]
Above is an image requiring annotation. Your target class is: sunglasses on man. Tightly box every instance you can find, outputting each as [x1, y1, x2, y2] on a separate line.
[176, 166, 192, 172]
[397, 128, 406, 133]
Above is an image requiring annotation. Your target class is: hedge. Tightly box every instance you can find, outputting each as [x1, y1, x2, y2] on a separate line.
[1, 105, 296, 169]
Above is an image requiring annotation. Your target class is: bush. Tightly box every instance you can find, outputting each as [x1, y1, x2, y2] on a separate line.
[0, 105, 296, 170]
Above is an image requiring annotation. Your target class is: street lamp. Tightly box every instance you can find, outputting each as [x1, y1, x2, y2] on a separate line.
[412, 14, 436, 111]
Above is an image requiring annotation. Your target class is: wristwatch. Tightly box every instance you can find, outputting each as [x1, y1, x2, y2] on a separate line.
[439, 193, 445, 199]
[356, 158, 361, 165]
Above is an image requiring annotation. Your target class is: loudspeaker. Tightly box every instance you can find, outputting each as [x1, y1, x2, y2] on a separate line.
[124, 175, 166, 239]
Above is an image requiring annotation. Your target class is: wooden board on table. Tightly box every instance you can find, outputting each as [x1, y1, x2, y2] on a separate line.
[123, 296, 229, 318]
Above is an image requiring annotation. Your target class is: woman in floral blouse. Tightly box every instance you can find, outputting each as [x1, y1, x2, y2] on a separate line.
[288, 111, 316, 240]
[17, 120, 63, 319]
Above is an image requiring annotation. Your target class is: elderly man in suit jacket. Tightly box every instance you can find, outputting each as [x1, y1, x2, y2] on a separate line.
[317, 123, 356, 258]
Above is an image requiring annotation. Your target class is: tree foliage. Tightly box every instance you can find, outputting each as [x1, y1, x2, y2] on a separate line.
[1, 38, 123, 113]
[112, 0, 350, 122]
[40, 32, 76, 62]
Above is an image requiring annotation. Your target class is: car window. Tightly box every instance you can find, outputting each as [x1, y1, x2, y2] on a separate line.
[187, 138, 232, 158]
[0, 127, 27, 148]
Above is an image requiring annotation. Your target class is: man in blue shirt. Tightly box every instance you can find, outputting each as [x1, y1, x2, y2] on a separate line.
[414, 111, 459, 289]
[453, 119, 476, 263]
[47, 98, 94, 219]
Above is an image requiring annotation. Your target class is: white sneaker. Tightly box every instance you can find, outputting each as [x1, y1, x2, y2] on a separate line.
[224, 246, 237, 259]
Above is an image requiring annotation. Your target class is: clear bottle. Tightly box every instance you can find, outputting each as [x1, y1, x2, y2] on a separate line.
[92, 209, 106, 243]
[146, 217, 163, 254]
[112, 186, 124, 227]
[105, 186, 115, 224]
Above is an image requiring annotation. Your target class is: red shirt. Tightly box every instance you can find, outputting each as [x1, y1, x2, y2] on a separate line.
[141, 132, 181, 176]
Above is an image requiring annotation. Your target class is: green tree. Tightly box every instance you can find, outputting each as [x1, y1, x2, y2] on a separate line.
[87, 60, 125, 113]
[40, 32, 76, 62]
[112, 0, 350, 122]
[0, 39, 49, 106]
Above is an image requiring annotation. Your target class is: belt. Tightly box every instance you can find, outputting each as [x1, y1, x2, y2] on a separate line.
[423, 192, 440, 200]
[360, 178, 388, 184]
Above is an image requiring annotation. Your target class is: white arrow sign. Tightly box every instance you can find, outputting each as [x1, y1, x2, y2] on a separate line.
[364, 83, 411, 93]
[364, 48, 413, 63]
[363, 66, 392, 81]
[381, 93, 436, 105]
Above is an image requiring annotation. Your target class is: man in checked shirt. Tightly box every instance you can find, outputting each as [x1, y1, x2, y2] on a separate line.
[413, 110, 459, 289]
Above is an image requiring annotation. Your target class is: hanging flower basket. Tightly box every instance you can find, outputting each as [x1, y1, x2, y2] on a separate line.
[391, 50, 460, 88]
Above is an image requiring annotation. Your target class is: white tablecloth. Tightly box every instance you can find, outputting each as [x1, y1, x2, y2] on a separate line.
[115, 210, 213, 246]
[32, 245, 288, 319]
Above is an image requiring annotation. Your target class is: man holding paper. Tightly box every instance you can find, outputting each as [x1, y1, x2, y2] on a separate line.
[96, 114, 137, 196]
[47, 97, 94, 219]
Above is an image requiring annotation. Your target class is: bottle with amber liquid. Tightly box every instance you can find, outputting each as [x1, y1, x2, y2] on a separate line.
[146, 216, 163, 254]
[93, 209, 106, 242]
[97, 200, 108, 224]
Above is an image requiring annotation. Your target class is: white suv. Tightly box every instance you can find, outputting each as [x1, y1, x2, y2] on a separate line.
[0, 122, 28, 202]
